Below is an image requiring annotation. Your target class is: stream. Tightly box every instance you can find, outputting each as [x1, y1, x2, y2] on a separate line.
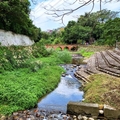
[37, 64, 84, 113]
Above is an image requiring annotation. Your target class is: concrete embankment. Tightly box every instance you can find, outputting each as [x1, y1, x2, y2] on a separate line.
[67, 102, 120, 120]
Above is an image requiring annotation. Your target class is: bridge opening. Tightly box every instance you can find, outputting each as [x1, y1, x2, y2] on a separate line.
[64, 47, 69, 51]
[71, 47, 78, 51]
[56, 47, 62, 51]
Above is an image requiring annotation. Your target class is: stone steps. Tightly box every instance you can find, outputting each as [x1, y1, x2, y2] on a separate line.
[107, 50, 120, 65]
[75, 49, 120, 83]
[74, 66, 90, 83]
[85, 55, 99, 74]
[100, 51, 120, 69]
[95, 52, 120, 77]
[74, 55, 100, 83]
[114, 48, 120, 56]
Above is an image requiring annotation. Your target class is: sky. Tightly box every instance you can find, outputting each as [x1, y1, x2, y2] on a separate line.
[29, 0, 120, 31]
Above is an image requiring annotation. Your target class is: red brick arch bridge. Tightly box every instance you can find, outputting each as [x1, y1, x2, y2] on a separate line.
[45, 44, 79, 51]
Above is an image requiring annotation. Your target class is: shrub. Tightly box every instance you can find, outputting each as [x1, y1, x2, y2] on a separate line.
[0, 43, 50, 72]
[79, 48, 94, 58]
[53, 50, 72, 63]
[29, 61, 43, 72]
[32, 42, 49, 57]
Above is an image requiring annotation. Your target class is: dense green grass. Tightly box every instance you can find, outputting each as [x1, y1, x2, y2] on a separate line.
[40, 50, 72, 65]
[0, 66, 64, 115]
[78, 48, 94, 58]
[73, 45, 111, 58]
[0, 46, 71, 115]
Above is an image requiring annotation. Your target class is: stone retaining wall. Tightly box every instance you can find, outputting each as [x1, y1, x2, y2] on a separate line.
[0, 29, 34, 46]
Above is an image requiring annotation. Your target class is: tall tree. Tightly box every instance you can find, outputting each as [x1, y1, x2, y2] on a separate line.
[102, 18, 120, 46]
[0, 0, 41, 41]
[77, 10, 119, 41]
[62, 10, 119, 44]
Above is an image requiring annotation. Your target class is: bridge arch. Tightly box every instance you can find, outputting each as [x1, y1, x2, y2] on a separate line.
[55, 46, 62, 51]
[45, 44, 78, 51]
[64, 46, 69, 51]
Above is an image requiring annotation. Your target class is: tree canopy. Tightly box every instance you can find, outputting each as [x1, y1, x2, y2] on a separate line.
[61, 9, 119, 45]
[0, 0, 41, 41]
[102, 17, 120, 46]
[42, 9, 120, 47]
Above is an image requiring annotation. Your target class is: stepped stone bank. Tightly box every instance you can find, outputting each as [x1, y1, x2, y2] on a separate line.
[75, 48, 120, 82]
[0, 29, 34, 46]
[73, 48, 120, 120]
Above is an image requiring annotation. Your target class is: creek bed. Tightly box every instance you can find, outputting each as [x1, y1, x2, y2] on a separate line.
[37, 64, 84, 113]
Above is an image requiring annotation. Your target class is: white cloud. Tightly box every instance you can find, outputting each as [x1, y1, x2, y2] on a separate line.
[29, 0, 120, 31]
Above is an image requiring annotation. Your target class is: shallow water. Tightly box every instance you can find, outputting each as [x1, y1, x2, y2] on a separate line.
[38, 64, 84, 112]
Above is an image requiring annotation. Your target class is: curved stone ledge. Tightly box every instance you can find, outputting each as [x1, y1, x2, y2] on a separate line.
[67, 102, 120, 120]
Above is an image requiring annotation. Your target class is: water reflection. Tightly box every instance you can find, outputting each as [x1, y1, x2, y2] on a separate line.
[55, 77, 82, 96]
[38, 64, 84, 112]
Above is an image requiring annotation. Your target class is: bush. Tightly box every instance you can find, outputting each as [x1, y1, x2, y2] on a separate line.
[53, 50, 72, 63]
[94, 39, 105, 45]
[0, 46, 32, 72]
[29, 61, 43, 72]
[46, 48, 55, 55]
[79, 48, 94, 58]
[0, 43, 50, 72]
[0, 65, 64, 115]
[105, 39, 115, 46]
[32, 42, 49, 57]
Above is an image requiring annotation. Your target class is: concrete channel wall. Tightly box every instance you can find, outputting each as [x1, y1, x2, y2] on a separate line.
[67, 102, 120, 120]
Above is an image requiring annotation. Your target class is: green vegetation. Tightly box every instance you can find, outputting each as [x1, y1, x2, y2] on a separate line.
[40, 50, 72, 65]
[84, 74, 120, 109]
[0, 66, 64, 115]
[71, 45, 111, 58]
[0, 0, 120, 115]
[0, 1, 119, 46]
[78, 48, 94, 58]
[0, 44, 71, 115]
[41, 9, 120, 47]
[101, 17, 120, 46]
[0, 0, 41, 41]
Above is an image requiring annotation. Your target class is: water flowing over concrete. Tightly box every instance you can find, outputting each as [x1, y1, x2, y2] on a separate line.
[0, 29, 34, 46]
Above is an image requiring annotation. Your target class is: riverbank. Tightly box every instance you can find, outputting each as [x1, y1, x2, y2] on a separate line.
[84, 74, 120, 109]
[1, 45, 119, 119]
[76, 45, 120, 110]
[0, 47, 71, 115]
[0, 64, 84, 120]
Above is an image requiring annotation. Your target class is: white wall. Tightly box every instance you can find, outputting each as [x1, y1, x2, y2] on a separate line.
[0, 29, 34, 46]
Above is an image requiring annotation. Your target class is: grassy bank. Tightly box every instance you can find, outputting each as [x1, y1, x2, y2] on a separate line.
[84, 74, 120, 109]
[77, 45, 112, 58]
[0, 45, 72, 115]
[0, 66, 64, 115]
[77, 45, 120, 109]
